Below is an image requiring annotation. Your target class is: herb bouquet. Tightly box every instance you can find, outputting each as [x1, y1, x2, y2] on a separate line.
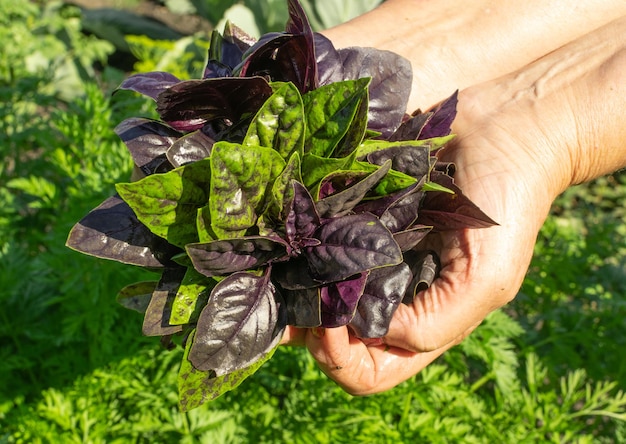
[67, 0, 496, 411]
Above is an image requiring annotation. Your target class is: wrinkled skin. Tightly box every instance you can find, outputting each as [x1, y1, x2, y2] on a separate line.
[281, 82, 563, 393]
[281, 12, 626, 393]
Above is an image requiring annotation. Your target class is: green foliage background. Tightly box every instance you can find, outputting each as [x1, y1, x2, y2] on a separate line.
[1, 1, 625, 442]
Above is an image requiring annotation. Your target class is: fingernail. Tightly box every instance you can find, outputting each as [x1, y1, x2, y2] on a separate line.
[311, 327, 325, 338]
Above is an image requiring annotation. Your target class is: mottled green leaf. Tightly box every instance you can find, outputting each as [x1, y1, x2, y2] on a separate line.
[243, 81, 305, 159]
[170, 268, 215, 325]
[302, 78, 369, 157]
[300, 151, 356, 190]
[266, 151, 302, 221]
[209, 142, 286, 238]
[116, 159, 212, 247]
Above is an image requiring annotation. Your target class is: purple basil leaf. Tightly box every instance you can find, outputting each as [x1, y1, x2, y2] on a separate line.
[166, 130, 215, 167]
[349, 262, 412, 338]
[66, 195, 180, 268]
[393, 225, 432, 252]
[389, 111, 433, 141]
[142, 267, 187, 336]
[305, 213, 402, 283]
[353, 181, 418, 218]
[418, 90, 459, 140]
[116, 71, 181, 100]
[434, 161, 456, 177]
[367, 143, 431, 179]
[203, 60, 233, 79]
[285, 0, 317, 91]
[222, 21, 256, 53]
[114, 117, 180, 175]
[186, 236, 289, 278]
[205, 30, 237, 76]
[188, 270, 285, 375]
[272, 256, 320, 290]
[286, 181, 321, 244]
[320, 272, 368, 328]
[315, 160, 391, 219]
[417, 170, 498, 230]
[335, 47, 412, 138]
[281, 285, 321, 327]
[378, 184, 425, 233]
[314, 33, 344, 86]
[117, 281, 158, 313]
[240, 34, 313, 94]
[403, 250, 440, 304]
[156, 77, 273, 132]
[116, 159, 212, 248]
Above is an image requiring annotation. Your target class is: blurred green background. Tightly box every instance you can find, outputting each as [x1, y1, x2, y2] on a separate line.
[1, 1, 625, 442]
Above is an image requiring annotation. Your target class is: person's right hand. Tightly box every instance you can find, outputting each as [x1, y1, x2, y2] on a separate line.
[295, 15, 626, 396]
[301, 75, 571, 394]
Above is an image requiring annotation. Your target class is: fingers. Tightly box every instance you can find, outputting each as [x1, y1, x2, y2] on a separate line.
[305, 326, 459, 396]
[279, 326, 307, 346]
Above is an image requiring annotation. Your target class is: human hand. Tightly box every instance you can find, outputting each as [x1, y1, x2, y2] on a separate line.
[291, 81, 567, 394]
[282, 14, 626, 395]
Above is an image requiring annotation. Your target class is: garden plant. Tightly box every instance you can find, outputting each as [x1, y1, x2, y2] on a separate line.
[1, 0, 626, 442]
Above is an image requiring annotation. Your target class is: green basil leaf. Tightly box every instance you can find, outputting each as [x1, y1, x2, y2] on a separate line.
[209, 142, 286, 238]
[265, 151, 302, 222]
[170, 268, 215, 325]
[243, 81, 305, 159]
[115, 158, 212, 248]
[300, 151, 356, 190]
[302, 78, 369, 157]
[353, 161, 417, 196]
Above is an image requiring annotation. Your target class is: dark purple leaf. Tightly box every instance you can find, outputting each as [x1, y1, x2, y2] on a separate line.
[205, 27, 245, 76]
[335, 47, 412, 138]
[320, 272, 368, 327]
[186, 236, 289, 278]
[418, 90, 458, 140]
[271, 256, 319, 291]
[286, 181, 320, 245]
[389, 111, 433, 141]
[281, 286, 321, 327]
[417, 171, 498, 230]
[349, 262, 412, 338]
[314, 33, 343, 86]
[403, 250, 440, 304]
[166, 130, 215, 167]
[367, 143, 431, 179]
[203, 60, 233, 79]
[316, 160, 391, 219]
[188, 271, 285, 375]
[66, 195, 180, 268]
[117, 281, 158, 313]
[142, 267, 187, 336]
[222, 21, 256, 52]
[239, 34, 314, 93]
[393, 225, 432, 252]
[353, 180, 424, 233]
[156, 77, 273, 132]
[114, 117, 180, 175]
[117, 71, 181, 100]
[305, 213, 402, 283]
[285, 0, 317, 91]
